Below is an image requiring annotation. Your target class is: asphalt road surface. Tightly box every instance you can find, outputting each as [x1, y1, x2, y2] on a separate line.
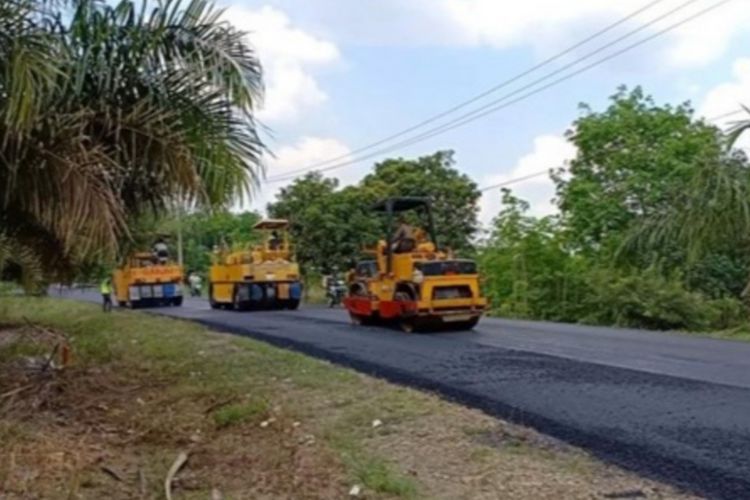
[65, 291, 750, 499]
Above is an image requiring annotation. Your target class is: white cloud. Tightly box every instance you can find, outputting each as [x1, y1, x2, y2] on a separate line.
[700, 58, 750, 124]
[699, 57, 750, 151]
[288, 0, 746, 68]
[267, 136, 352, 178]
[452, 0, 749, 68]
[227, 5, 340, 123]
[247, 136, 355, 213]
[478, 135, 576, 226]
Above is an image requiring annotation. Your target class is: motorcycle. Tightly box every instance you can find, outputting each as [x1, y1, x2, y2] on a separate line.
[189, 277, 202, 297]
[326, 279, 346, 308]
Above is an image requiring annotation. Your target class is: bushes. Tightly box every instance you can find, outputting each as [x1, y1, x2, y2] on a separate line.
[480, 257, 749, 332]
[581, 269, 725, 331]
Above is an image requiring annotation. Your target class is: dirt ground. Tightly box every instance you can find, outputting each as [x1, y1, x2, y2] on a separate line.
[0, 299, 701, 499]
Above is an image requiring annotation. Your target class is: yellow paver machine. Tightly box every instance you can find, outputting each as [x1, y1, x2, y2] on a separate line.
[209, 219, 302, 310]
[112, 252, 184, 308]
[344, 197, 486, 332]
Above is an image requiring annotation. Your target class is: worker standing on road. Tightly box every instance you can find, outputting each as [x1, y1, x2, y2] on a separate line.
[100, 277, 113, 312]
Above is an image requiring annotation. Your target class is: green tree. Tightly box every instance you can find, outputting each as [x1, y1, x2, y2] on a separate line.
[556, 87, 725, 253]
[267, 173, 379, 273]
[479, 189, 587, 321]
[0, 0, 264, 284]
[268, 152, 480, 272]
[360, 151, 481, 252]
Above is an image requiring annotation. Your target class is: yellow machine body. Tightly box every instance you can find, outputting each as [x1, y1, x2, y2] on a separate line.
[209, 219, 302, 310]
[345, 197, 486, 332]
[112, 252, 184, 308]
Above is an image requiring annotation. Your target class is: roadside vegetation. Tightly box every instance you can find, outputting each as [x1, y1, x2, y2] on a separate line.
[205, 89, 750, 335]
[0, 297, 696, 499]
[3, 1, 750, 335]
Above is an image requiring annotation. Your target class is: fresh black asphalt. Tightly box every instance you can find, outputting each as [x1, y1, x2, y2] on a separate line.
[64, 291, 750, 499]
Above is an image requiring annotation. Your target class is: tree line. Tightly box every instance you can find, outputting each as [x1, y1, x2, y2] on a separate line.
[2, 1, 750, 332]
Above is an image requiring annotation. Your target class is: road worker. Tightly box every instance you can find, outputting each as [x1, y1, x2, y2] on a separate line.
[392, 215, 416, 253]
[153, 238, 169, 264]
[100, 277, 113, 312]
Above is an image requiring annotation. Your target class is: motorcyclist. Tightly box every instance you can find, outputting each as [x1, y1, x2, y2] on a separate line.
[325, 267, 346, 307]
[188, 272, 202, 297]
[153, 238, 169, 264]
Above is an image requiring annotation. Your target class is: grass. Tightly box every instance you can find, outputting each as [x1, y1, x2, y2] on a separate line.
[213, 400, 268, 428]
[0, 297, 695, 499]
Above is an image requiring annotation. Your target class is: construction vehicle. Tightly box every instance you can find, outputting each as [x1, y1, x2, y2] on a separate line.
[344, 197, 486, 332]
[208, 219, 302, 310]
[112, 252, 184, 308]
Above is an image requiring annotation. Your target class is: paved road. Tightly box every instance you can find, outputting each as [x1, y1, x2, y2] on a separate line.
[66, 291, 750, 498]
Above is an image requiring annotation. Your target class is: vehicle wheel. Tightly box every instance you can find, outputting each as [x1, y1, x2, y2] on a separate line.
[233, 286, 245, 311]
[286, 299, 301, 310]
[393, 290, 418, 333]
[209, 286, 221, 309]
[350, 313, 369, 326]
[173, 297, 183, 307]
[454, 317, 480, 331]
[398, 318, 416, 333]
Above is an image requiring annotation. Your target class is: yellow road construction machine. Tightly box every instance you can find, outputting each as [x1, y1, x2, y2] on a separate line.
[209, 219, 302, 310]
[112, 252, 184, 308]
[344, 197, 486, 332]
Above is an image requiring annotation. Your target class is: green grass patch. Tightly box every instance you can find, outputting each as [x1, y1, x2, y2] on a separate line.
[213, 400, 268, 428]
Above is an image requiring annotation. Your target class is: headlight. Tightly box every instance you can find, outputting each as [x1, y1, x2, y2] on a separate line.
[412, 270, 424, 284]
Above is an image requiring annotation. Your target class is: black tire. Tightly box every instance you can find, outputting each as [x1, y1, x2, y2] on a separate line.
[173, 296, 183, 307]
[209, 285, 221, 309]
[398, 318, 416, 333]
[453, 317, 480, 331]
[394, 291, 417, 333]
[350, 313, 369, 326]
[232, 286, 245, 311]
[286, 299, 301, 310]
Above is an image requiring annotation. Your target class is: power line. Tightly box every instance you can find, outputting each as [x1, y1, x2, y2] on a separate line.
[266, 0, 669, 179]
[477, 106, 747, 193]
[479, 171, 550, 192]
[267, 0, 728, 184]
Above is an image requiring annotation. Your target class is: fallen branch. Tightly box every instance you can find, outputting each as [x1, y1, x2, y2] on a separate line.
[138, 468, 147, 499]
[41, 343, 61, 373]
[164, 452, 188, 500]
[0, 384, 34, 400]
[203, 396, 237, 416]
[100, 465, 124, 482]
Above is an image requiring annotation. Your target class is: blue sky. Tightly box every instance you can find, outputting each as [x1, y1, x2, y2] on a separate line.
[221, 0, 750, 224]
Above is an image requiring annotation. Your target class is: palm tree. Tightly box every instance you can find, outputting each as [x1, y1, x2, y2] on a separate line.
[728, 105, 750, 146]
[0, 0, 265, 285]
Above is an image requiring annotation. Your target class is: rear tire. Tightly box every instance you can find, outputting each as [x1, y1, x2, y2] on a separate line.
[233, 287, 244, 311]
[351, 313, 376, 327]
[173, 296, 183, 307]
[209, 285, 221, 310]
[394, 291, 416, 333]
[287, 299, 301, 310]
[454, 317, 480, 331]
[398, 318, 416, 333]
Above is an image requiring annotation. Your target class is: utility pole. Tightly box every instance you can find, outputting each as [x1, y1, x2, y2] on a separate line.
[176, 203, 184, 267]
